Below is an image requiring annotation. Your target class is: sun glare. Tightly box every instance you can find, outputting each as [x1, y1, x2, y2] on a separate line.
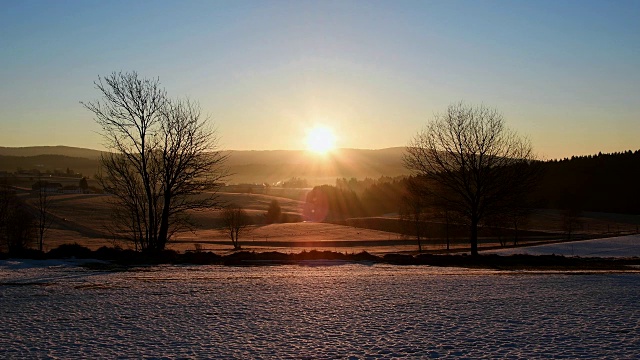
[305, 125, 336, 155]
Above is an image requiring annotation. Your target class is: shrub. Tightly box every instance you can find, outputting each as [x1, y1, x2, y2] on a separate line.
[48, 243, 93, 259]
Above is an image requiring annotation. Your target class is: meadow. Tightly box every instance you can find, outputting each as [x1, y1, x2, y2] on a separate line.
[20, 190, 640, 255]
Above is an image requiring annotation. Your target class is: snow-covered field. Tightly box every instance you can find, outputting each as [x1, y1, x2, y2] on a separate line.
[484, 235, 640, 257]
[1, 261, 639, 359]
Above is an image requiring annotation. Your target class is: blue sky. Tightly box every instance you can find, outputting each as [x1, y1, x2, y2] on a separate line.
[1, 0, 638, 159]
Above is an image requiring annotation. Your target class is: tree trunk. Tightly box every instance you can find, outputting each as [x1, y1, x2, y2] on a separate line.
[233, 228, 240, 249]
[157, 193, 171, 251]
[470, 218, 479, 256]
[415, 218, 422, 253]
[445, 212, 450, 251]
[37, 186, 48, 252]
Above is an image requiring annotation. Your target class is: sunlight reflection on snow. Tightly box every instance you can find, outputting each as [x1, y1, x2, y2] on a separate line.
[1, 263, 639, 358]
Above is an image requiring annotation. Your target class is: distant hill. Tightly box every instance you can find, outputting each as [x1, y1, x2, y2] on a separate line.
[0, 146, 409, 185]
[0, 155, 100, 178]
[223, 147, 409, 185]
[0, 146, 103, 159]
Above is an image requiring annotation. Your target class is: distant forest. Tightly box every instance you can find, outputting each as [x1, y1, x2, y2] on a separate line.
[538, 150, 640, 214]
[304, 150, 640, 220]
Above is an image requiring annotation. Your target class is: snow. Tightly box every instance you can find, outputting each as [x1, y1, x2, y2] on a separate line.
[484, 235, 640, 257]
[1, 262, 639, 358]
[0, 258, 107, 270]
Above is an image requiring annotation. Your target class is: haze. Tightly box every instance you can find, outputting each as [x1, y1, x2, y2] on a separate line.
[1, 0, 639, 159]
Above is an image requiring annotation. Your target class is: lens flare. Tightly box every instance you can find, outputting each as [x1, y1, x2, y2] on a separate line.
[305, 125, 336, 154]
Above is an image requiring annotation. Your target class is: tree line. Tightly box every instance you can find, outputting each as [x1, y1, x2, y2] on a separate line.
[535, 150, 640, 214]
[310, 152, 640, 215]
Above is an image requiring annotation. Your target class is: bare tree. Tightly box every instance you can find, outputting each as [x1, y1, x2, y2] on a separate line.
[508, 206, 531, 246]
[82, 71, 227, 252]
[0, 185, 13, 251]
[0, 186, 35, 253]
[399, 178, 429, 252]
[437, 208, 453, 251]
[6, 205, 35, 253]
[485, 212, 509, 247]
[35, 177, 53, 252]
[404, 102, 538, 256]
[222, 205, 250, 249]
[562, 208, 582, 240]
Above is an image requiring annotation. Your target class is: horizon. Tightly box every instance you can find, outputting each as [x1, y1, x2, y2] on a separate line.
[2, 143, 640, 162]
[1, 1, 639, 159]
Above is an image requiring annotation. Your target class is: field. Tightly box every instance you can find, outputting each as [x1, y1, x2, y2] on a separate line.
[17, 190, 640, 255]
[21, 192, 408, 253]
[2, 262, 640, 358]
[485, 234, 640, 257]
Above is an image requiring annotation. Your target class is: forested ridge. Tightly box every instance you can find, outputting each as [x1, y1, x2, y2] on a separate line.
[536, 150, 640, 214]
[305, 150, 640, 221]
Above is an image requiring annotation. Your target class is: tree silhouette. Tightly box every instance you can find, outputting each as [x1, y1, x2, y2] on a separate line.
[404, 102, 539, 255]
[79, 177, 89, 191]
[35, 177, 53, 251]
[265, 199, 282, 224]
[399, 181, 428, 252]
[222, 205, 249, 249]
[82, 71, 227, 251]
[0, 186, 35, 253]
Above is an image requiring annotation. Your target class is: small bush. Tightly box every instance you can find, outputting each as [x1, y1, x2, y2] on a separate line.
[383, 253, 416, 264]
[350, 251, 379, 262]
[95, 246, 124, 260]
[48, 243, 93, 259]
[182, 251, 221, 265]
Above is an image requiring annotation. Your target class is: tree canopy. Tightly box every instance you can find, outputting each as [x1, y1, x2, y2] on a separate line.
[82, 71, 227, 251]
[404, 102, 539, 255]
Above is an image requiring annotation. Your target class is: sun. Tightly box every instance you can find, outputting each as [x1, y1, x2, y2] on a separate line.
[305, 125, 336, 154]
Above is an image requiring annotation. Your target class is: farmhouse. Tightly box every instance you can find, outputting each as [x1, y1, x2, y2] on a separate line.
[224, 183, 266, 194]
[31, 181, 63, 193]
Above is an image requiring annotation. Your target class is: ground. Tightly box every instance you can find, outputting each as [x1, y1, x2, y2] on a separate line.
[18, 191, 640, 255]
[2, 262, 640, 358]
[484, 234, 640, 257]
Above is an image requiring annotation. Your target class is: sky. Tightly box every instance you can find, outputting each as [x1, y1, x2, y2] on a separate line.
[1, 0, 638, 159]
